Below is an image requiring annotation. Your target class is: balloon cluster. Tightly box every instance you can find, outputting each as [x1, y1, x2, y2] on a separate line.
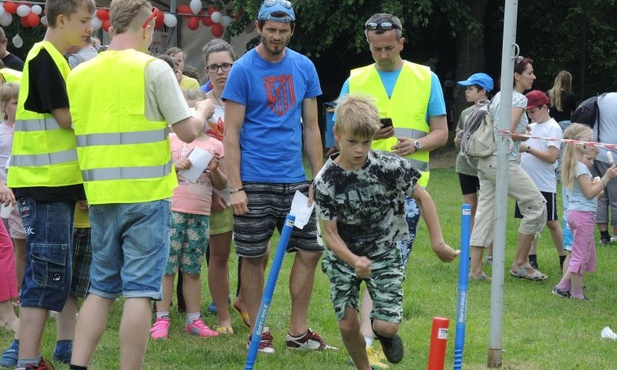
[90, 8, 174, 32]
[0, 2, 44, 29]
[177, 0, 234, 37]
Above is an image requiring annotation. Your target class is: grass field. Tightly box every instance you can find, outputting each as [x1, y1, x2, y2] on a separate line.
[2, 167, 617, 369]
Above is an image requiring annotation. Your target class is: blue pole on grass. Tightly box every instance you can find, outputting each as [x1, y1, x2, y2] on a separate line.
[245, 214, 295, 370]
[454, 204, 472, 370]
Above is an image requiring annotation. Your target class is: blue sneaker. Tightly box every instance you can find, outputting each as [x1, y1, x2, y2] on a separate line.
[54, 341, 73, 364]
[207, 301, 218, 315]
[0, 340, 18, 368]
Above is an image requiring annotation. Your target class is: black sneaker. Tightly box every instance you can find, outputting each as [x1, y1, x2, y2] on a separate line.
[374, 331, 403, 364]
[600, 236, 611, 245]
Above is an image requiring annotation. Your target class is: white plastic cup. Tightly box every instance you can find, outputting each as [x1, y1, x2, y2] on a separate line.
[0, 204, 14, 219]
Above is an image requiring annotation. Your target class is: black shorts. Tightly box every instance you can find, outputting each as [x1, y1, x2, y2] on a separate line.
[458, 172, 480, 195]
[515, 191, 558, 221]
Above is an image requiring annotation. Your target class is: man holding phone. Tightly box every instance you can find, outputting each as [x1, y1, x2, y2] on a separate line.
[336, 12, 448, 368]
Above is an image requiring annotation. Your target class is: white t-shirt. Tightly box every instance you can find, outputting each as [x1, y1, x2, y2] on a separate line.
[521, 117, 562, 192]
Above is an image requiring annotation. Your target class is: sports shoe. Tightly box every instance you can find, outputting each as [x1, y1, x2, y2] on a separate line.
[374, 331, 404, 364]
[0, 340, 18, 368]
[286, 328, 337, 351]
[611, 236, 617, 244]
[150, 317, 171, 339]
[246, 327, 275, 354]
[600, 236, 611, 245]
[367, 346, 389, 369]
[551, 286, 571, 299]
[53, 341, 73, 364]
[185, 318, 219, 338]
[24, 357, 55, 370]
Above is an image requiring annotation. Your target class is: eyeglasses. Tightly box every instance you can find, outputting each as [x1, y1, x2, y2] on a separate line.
[262, 0, 293, 9]
[206, 63, 233, 73]
[365, 22, 400, 31]
[142, 7, 159, 29]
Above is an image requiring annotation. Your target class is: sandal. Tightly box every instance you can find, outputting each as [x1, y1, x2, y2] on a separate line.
[509, 264, 547, 281]
[469, 272, 491, 282]
[232, 303, 251, 329]
[215, 326, 234, 335]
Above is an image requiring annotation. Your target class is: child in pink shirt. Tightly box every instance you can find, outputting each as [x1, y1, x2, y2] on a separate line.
[150, 123, 227, 339]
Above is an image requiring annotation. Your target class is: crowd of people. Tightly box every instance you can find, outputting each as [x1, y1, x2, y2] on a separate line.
[0, 0, 614, 369]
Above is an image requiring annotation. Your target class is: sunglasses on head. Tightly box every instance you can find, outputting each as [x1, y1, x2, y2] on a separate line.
[142, 7, 159, 29]
[262, 0, 293, 9]
[365, 22, 400, 31]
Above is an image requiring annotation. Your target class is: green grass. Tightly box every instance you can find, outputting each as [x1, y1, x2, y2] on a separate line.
[3, 168, 617, 369]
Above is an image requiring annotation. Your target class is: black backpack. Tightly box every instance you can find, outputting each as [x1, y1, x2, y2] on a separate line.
[571, 93, 607, 128]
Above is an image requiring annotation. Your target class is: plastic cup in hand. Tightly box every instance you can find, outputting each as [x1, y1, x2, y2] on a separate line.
[0, 204, 13, 218]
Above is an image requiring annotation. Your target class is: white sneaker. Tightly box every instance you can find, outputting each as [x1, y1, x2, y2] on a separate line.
[610, 236, 617, 243]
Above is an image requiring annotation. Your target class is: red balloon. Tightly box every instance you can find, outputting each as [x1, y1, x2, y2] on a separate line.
[154, 10, 164, 28]
[177, 5, 192, 18]
[211, 23, 224, 37]
[20, 15, 29, 28]
[3, 2, 17, 14]
[96, 9, 109, 21]
[202, 17, 213, 27]
[102, 19, 111, 32]
[207, 6, 217, 15]
[26, 13, 40, 27]
[187, 16, 200, 31]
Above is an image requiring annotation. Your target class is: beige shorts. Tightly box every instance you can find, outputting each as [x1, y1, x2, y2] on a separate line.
[8, 206, 25, 239]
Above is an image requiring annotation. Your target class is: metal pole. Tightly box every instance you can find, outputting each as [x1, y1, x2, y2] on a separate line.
[169, 0, 177, 47]
[488, 0, 518, 367]
[245, 214, 296, 370]
[454, 204, 472, 370]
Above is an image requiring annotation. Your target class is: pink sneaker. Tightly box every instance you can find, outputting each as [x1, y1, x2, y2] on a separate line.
[185, 318, 219, 338]
[150, 317, 170, 339]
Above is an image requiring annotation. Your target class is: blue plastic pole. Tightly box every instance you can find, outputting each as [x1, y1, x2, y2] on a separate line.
[245, 214, 296, 370]
[454, 204, 472, 370]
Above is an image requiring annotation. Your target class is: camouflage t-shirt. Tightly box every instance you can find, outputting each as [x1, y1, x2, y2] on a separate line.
[314, 150, 421, 258]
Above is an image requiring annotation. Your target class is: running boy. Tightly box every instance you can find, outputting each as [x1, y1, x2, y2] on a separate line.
[313, 94, 459, 369]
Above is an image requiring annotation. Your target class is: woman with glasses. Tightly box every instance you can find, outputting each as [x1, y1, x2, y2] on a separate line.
[469, 56, 549, 282]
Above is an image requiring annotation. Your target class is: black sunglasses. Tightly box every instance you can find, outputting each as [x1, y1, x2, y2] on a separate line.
[365, 22, 400, 31]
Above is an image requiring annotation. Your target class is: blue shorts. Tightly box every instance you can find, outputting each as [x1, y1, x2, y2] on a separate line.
[88, 200, 171, 300]
[18, 198, 75, 311]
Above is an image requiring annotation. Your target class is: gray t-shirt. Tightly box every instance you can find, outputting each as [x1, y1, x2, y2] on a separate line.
[455, 105, 478, 176]
[314, 150, 421, 258]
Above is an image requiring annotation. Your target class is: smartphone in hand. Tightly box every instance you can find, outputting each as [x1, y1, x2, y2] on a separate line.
[380, 117, 393, 128]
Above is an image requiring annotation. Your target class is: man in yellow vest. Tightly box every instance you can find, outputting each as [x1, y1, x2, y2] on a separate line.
[336, 12, 448, 368]
[2, 1, 95, 369]
[67, 1, 210, 369]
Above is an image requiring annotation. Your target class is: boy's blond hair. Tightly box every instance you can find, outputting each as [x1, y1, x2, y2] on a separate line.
[0, 82, 18, 120]
[46, 0, 95, 28]
[334, 93, 381, 139]
[110, 0, 153, 34]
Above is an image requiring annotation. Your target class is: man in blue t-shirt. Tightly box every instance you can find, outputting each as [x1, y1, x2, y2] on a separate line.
[222, 0, 333, 354]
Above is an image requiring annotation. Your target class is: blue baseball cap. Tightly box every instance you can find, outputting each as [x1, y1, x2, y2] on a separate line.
[457, 73, 494, 93]
[258, 0, 295, 22]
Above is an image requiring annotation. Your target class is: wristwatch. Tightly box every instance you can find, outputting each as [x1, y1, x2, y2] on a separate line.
[525, 146, 531, 154]
[413, 140, 421, 152]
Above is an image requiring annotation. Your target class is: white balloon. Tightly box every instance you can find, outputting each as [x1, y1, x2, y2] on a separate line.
[41, 15, 47, 26]
[189, 0, 202, 15]
[0, 13, 12, 27]
[221, 15, 233, 27]
[210, 11, 222, 24]
[16, 4, 31, 17]
[163, 13, 177, 28]
[31, 5, 43, 15]
[0, 4, 5, 18]
[91, 17, 102, 31]
[12, 34, 23, 49]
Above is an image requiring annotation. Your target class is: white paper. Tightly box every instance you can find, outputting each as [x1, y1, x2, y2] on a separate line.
[290, 190, 314, 229]
[601, 326, 617, 340]
[608, 151, 614, 165]
[177, 147, 212, 183]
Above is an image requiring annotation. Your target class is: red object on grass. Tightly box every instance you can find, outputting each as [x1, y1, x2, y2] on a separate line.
[427, 317, 449, 370]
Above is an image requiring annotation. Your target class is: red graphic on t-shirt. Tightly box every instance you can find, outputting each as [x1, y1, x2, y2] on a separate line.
[264, 75, 295, 116]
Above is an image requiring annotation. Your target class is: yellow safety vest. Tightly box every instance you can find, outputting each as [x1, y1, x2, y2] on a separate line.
[68, 50, 177, 204]
[8, 41, 82, 188]
[350, 61, 432, 186]
[0, 68, 22, 84]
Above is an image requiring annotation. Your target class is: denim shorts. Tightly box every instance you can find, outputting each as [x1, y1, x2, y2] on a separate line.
[18, 198, 75, 311]
[88, 200, 170, 300]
